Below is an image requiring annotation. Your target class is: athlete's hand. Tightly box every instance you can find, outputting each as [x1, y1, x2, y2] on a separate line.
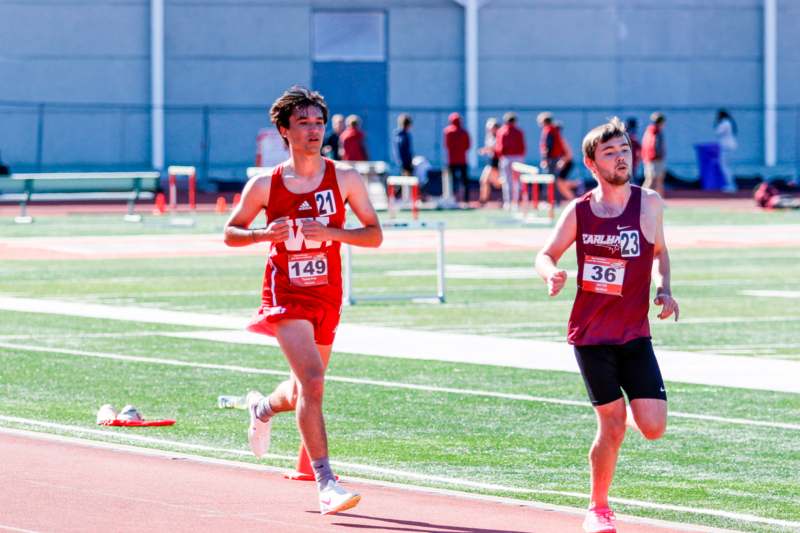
[546, 270, 568, 297]
[300, 220, 330, 242]
[264, 216, 290, 243]
[654, 292, 679, 321]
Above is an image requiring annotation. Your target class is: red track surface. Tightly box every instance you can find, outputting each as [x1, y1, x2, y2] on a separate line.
[0, 432, 696, 533]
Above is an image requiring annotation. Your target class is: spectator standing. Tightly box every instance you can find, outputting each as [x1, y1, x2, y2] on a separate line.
[715, 109, 738, 193]
[444, 112, 471, 202]
[479, 118, 502, 204]
[339, 114, 368, 162]
[394, 114, 414, 176]
[625, 117, 642, 182]
[322, 114, 344, 160]
[496, 112, 526, 209]
[537, 112, 566, 176]
[553, 121, 577, 202]
[642, 112, 666, 197]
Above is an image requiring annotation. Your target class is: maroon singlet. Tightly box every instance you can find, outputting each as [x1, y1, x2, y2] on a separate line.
[568, 185, 654, 345]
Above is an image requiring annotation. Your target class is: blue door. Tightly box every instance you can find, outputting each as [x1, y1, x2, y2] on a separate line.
[312, 61, 388, 163]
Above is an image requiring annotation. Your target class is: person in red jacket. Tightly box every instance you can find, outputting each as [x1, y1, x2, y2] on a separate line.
[339, 115, 368, 162]
[444, 112, 472, 203]
[496, 112, 526, 209]
[641, 112, 666, 197]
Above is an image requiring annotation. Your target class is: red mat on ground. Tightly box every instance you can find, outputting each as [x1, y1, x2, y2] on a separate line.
[98, 419, 175, 427]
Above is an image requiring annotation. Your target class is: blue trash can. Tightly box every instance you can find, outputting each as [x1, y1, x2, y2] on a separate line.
[694, 143, 725, 190]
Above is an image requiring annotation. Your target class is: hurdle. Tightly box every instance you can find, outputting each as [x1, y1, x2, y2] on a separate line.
[511, 162, 555, 224]
[343, 220, 445, 305]
[349, 160, 389, 211]
[166, 165, 196, 212]
[386, 175, 420, 220]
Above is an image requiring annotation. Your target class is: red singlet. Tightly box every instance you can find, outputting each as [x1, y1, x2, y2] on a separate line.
[248, 158, 346, 344]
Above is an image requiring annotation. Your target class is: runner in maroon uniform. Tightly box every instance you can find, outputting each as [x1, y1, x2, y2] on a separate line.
[535, 117, 679, 533]
[224, 86, 382, 515]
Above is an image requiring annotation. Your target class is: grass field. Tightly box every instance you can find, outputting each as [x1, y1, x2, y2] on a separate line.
[0, 204, 798, 532]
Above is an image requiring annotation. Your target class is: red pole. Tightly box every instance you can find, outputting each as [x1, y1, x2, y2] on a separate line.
[168, 174, 176, 212]
[189, 171, 196, 211]
[548, 181, 555, 221]
[411, 184, 419, 220]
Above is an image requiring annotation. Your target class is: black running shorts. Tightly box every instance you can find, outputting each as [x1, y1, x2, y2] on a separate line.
[573, 337, 667, 406]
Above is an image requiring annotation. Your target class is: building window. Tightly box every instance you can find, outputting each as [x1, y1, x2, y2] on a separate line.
[313, 11, 385, 62]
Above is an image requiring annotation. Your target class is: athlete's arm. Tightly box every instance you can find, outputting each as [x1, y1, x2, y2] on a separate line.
[301, 166, 383, 248]
[223, 174, 289, 247]
[645, 191, 679, 321]
[535, 200, 578, 296]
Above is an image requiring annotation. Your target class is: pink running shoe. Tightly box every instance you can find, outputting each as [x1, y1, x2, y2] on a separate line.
[583, 506, 616, 533]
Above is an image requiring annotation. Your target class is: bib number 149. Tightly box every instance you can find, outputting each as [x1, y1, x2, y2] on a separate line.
[288, 253, 328, 287]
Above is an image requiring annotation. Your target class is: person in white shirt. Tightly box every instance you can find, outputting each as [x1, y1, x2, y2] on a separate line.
[715, 109, 738, 193]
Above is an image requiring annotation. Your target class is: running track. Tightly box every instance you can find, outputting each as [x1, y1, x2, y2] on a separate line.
[0, 429, 705, 533]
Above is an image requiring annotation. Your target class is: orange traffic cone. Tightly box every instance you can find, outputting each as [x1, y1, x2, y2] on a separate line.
[233, 193, 242, 207]
[152, 193, 166, 215]
[215, 195, 228, 213]
[284, 444, 338, 481]
[284, 443, 315, 481]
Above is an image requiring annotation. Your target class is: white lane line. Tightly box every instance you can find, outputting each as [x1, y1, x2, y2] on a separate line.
[1, 341, 798, 432]
[741, 290, 800, 299]
[0, 420, 794, 530]
[0, 525, 42, 533]
[1, 295, 799, 393]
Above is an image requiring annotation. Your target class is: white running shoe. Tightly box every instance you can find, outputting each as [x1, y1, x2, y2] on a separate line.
[319, 480, 361, 516]
[246, 390, 271, 457]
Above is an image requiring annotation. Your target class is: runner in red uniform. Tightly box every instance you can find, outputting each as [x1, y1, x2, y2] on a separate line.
[224, 86, 382, 515]
[535, 117, 679, 533]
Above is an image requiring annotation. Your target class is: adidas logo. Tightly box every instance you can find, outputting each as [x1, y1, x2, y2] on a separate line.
[298, 200, 312, 211]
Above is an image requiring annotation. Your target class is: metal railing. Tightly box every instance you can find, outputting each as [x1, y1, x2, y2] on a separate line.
[1, 100, 798, 183]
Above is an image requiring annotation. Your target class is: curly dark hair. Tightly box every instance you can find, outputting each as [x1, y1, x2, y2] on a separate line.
[269, 85, 329, 146]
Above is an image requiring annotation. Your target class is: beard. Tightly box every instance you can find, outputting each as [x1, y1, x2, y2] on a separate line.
[598, 165, 632, 186]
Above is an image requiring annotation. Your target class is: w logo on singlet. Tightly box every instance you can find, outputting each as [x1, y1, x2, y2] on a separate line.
[284, 217, 331, 251]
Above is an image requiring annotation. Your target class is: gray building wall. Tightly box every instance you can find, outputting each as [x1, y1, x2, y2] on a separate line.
[0, 0, 797, 181]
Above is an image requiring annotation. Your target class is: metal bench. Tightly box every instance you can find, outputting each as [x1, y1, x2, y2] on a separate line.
[6, 171, 160, 223]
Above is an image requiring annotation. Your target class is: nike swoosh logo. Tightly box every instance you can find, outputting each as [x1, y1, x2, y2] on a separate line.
[321, 498, 331, 505]
[617, 225, 631, 230]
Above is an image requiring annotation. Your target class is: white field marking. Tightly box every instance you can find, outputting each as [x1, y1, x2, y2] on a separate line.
[0, 331, 174, 341]
[0, 422, 791, 531]
[386, 264, 576, 280]
[1, 341, 798, 432]
[741, 290, 800, 299]
[657, 316, 800, 325]
[1, 295, 800, 393]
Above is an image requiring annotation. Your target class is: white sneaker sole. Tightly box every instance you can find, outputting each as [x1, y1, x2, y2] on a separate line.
[320, 493, 361, 516]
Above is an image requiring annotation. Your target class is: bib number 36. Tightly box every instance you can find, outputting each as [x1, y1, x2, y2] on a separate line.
[288, 252, 328, 287]
[582, 255, 626, 296]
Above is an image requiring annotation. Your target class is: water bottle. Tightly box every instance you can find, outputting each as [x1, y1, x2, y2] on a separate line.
[217, 395, 246, 409]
